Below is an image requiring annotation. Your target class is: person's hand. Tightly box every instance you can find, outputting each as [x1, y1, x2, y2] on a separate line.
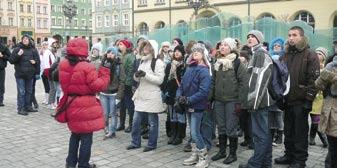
[101, 60, 112, 68]
[178, 96, 189, 106]
[0, 52, 3, 58]
[135, 70, 146, 78]
[30, 60, 36, 64]
[174, 101, 185, 114]
[18, 49, 24, 56]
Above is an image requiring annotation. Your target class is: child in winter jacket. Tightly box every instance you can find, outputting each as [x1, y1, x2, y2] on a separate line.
[178, 43, 211, 168]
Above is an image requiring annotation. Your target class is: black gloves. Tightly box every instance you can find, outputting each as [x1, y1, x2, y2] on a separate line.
[174, 96, 190, 114]
[135, 70, 146, 78]
[303, 100, 313, 113]
[101, 59, 112, 68]
[178, 96, 189, 106]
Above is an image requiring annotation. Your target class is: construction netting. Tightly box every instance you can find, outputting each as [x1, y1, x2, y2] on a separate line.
[106, 12, 337, 54]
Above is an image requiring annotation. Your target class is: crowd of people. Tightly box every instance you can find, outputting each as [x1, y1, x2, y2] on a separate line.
[0, 25, 337, 168]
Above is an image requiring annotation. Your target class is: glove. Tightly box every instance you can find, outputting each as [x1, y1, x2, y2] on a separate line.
[101, 60, 112, 68]
[135, 70, 146, 78]
[174, 101, 185, 114]
[234, 103, 242, 115]
[303, 100, 313, 113]
[178, 96, 189, 106]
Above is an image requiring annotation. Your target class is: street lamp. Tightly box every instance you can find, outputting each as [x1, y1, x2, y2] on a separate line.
[187, 0, 208, 15]
[62, 0, 77, 38]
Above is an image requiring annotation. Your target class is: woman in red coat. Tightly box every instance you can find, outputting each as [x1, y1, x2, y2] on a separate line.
[58, 38, 110, 168]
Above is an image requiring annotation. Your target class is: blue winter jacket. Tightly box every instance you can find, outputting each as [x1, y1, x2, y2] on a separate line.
[176, 64, 211, 110]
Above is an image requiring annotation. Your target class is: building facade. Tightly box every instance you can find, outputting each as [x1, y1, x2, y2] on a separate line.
[50, 0, 92, 44]
[17, 0, 35, 39]
[133, 0, 337, 40]
[35, 0, 51, 44]
[0, 0, 18, 44]
[92, 0, 132, 49]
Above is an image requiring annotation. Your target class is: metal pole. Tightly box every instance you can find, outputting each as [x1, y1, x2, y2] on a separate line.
[248, 0, 251, 22]
[132, 0, 134, 39]
[169, 0, 171, 40]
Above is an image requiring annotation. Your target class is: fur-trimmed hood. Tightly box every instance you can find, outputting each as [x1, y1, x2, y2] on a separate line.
[285, 36, 309, 53]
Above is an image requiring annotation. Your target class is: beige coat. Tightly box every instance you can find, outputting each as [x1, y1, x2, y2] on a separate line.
[133, 56, 167, 113]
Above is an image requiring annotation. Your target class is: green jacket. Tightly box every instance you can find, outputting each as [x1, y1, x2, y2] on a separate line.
[122, 52, 135, 86]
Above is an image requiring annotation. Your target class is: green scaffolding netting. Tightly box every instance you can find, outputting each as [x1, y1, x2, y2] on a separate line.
[105, 12, 337, 54]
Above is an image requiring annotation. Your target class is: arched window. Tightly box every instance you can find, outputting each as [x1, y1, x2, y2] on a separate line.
[154, 21, 165, 29]
[138, 22, 149, 35]
[257, 13, 275, 20]
[228, 17, 242, 38]
[333, 15, 337, 41]
[294, 11, 315, 28]
[177, 20, 188, 37]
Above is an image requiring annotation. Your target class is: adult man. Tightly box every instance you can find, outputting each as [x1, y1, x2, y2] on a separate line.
[274, 26, 320, 168]
[8, 35, 40, 115]
[0, 40, 11, 106]
[239, 30, 274, 168]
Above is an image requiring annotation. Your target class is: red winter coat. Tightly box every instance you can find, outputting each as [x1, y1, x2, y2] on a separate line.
[59, 59, 110, 133]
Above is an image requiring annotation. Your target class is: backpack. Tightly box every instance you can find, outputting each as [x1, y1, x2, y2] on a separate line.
[268, 58, 290, 109]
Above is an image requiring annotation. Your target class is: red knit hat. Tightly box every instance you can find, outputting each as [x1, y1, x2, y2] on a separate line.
[119, 39, 132, 49]
[66, 38, 88, 57]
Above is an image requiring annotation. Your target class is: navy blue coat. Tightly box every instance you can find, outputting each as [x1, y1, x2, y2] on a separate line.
[176, 64, 211, 110]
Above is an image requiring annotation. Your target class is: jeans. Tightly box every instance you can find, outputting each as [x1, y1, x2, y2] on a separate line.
[187, 110, 206, 150]
[269, 105, 284, 130]
[131, 111, 159, 149]
[240, 109, 252, 143]
[16, 77, 34, 111]
[100, 94, 117, 134]
[168, 105, 186, 123]
[66, 132, 93, 168]
[214, 101, 239, 137]
[41, 73, 50, 93]
[48, 79, 56, 104]
[327, 135, 337, 168]
[201, 110, 215, 150]
[0, 69, 5, 103]
[247, 107, 272, 168]
[119, 85, 134, 127]
[284, 104, 309, 166]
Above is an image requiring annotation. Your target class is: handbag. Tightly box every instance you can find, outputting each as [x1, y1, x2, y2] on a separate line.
[54, 95, 76, 123]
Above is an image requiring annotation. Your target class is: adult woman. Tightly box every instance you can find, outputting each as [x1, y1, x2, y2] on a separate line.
[58, 38, 110, 168]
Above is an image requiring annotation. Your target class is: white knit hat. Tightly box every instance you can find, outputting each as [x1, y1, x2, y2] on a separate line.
[221, 38, 237, 50]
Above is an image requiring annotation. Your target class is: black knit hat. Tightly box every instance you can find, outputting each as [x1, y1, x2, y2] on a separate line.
[174, 45, 185, 57]
[173, 38, 184, 46]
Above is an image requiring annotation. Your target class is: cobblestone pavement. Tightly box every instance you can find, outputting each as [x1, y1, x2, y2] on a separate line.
[0, 65, 328, 168]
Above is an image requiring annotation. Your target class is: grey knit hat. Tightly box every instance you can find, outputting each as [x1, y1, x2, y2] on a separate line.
[247, 30, 264, 44]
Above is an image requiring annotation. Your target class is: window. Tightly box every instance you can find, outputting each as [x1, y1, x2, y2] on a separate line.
[81, 9, 85, 15]
[154, 21, 165, 29]
[112, 0, 117, 5]
[89, 9, 92, 16]
[105, 0, 110, 6]
[51, 5, 55, 12]
[28, 18, 32, 27]
[57, 18, 62, 26]
[228, 17, 242, 38]
[20, 4, 24, 12]
[122, 0, 128, 4]
[82, 19, 86, 27]
[37, 19, 41, 28]
[8, 2, 13, 10]
[27, 5, 31, 13]
[105, 16, 110, 27]
[37, 6, 40, 14]
[139, 22, 149, 35]
[52, 18, 56, 26]
[43, 6, 47, 14]
[0, 17, 2, 26]
[113, 14, 118, 26]
[138, 0, 147, 6]
[89, 20, 92, 28]
[58, 6, 62, 13]
[20, 18, 24, 26]
[97, 16, 102, 27]
[43, 19, 47, 28]
[96, 0, 101, 7]
[123, 13, 129, 26]
[74, 19, 78, 27]
[156, 0, 164, 4]
[0, 2, 2, 9]
[294, 11, 315, 28]
[8, 17, 13, 26]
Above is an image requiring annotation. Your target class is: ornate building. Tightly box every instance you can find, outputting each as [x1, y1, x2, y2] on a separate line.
[35, 0, 51, 44]
[0, 0, 17, 44]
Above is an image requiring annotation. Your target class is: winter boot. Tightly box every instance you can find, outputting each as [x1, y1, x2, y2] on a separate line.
[184, 143, 192, 152]
[309, 123, 318, 145]
[168, 122, 177, 144]
[274, 130, 283, 144]
[317, 131, 328, 148]
[172, 122, 185, 145]
[195, 148, 209, 168]
[211, 134, 227, 161]
[270, 129, 276, 141]
[166, 120, 171, 137]
[43, 93, 49, 105]
[223, 137, 237, 164]
[183, 143, 198, 166]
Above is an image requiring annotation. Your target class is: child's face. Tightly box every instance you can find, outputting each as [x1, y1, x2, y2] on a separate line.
[273, 43, 282, 52]
[143, 44, 152, 55]
[174, 50, 182, 60]
[219, 42, 231, 55]
[107, 52, 115, 59]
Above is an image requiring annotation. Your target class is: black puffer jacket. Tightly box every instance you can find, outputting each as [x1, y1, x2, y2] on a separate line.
[0, 43, 11, 70]
[8, 42, 40, 79]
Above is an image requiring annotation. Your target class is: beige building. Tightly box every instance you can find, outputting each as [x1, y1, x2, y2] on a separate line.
[17, 0, 35, 40]
[0, 0, 18, 44]
[35, 0, 50, 44]
[134, 0, 337, 38]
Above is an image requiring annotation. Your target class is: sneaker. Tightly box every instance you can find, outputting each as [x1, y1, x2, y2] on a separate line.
[18, 109, 28, 116]
[143, 147, 156, 152]
[126, 145, 140, 150]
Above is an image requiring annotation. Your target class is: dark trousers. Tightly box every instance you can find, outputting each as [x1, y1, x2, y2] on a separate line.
[248, 107, 272, 168]
[240, 109, 252, 143]
[15, 77, 33, 111]
[284, 104, 309, 166]
[119, 85, 134, 127]
[327, 135, 337, 168]
[41, 73, 50, 93]
[30, 78, 37, 107]
[0, 69, 5, 103]
[66, 132, 93, 168]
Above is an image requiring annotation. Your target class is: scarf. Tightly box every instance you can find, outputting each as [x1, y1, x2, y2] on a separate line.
[214, 53, 237, 71]
[169, 60, 183, 80]
[141, 54, 152, 61]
